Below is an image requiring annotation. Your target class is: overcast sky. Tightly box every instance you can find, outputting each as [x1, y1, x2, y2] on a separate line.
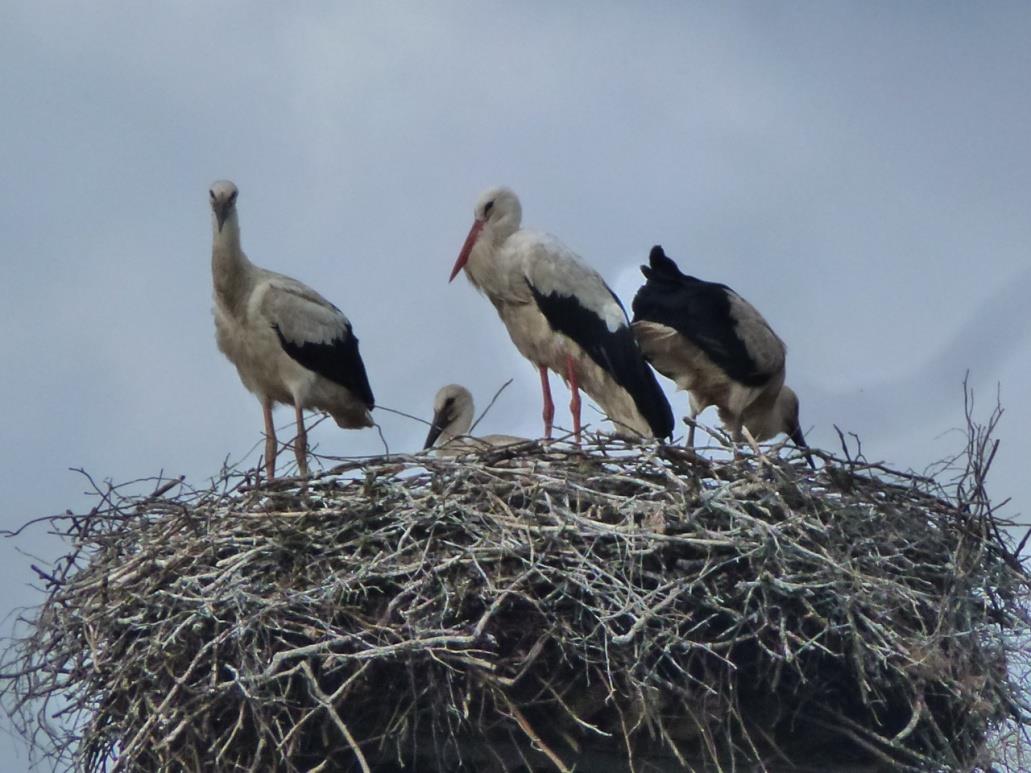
[2, 3, 1030, 766]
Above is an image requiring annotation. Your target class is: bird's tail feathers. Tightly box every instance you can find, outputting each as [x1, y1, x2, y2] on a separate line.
[332, 407, 375, 429]
[640, 245, 683, 282]
[594, 330, 675, 439]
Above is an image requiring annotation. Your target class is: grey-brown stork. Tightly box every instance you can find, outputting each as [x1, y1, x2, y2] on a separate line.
[423, 384, 526, 453]
[209, 180, 374, 480]
[449, 187, 673, 442]
[631, 245, 814, 467]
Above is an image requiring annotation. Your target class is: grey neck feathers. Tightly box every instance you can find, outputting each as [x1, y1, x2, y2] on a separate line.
[211, 212, 255, 314]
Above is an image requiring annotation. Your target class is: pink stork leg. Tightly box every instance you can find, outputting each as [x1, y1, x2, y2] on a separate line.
[293, 400, 309, 478]
[539, 365, 555, 439]
[262, 396, 277, 481]
[566, 354, 581, 444]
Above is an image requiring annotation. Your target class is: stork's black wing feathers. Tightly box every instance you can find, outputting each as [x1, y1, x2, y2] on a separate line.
[631, 246, 772, 387]
[528, 283, 674, 439]
[274, 323, 375, 409]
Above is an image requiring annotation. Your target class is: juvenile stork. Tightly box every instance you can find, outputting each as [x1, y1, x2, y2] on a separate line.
[449, 187, 673, 441]
[423, 384, 526, 453]
[209, 180, 374, 480]
[631, 246, 814, 466]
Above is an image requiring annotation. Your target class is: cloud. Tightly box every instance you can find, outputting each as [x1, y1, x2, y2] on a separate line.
[2, 6, 1030, 764]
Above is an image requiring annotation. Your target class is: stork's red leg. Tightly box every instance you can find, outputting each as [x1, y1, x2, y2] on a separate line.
[566, 354, 581, 444]
[262, 397, 277, 481]
[294, 401, 309, 478]
[539, 365, 555, 439]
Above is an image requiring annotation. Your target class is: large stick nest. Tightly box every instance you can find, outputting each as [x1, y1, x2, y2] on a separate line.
[3, 423, 1029, 771]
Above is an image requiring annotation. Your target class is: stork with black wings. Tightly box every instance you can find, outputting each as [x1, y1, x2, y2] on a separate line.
[631, 245, 813, 466]
[449, 186, 673, 442]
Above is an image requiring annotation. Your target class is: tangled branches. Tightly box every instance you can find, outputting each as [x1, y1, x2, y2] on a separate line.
[2, 430, 1029, 772]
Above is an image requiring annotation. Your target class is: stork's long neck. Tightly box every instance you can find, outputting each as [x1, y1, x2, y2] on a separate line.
[451, 403, 475, 439]
[740, 388, 784, 442]
[437, 403, 474, 447]
[465, 222, 516, 298]
[211, 211, 255, 314]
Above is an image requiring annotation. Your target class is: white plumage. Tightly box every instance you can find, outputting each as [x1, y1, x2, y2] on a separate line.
[209, 180, 374, 479]
[449, 187, 673, 442]
[422, 384, 526, 454]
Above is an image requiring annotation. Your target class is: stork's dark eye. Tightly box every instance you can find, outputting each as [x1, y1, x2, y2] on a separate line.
[484, 200, 494, 216]
[209, 189, 215, 199]
[444, 398, 455, 409]
[229, 190, 238, 204]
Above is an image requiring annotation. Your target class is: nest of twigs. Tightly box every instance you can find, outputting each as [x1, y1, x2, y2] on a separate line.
[3, 416, 1030, 771]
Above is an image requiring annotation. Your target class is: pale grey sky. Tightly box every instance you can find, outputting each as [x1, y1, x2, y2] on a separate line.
[2, 3, 1030, 767]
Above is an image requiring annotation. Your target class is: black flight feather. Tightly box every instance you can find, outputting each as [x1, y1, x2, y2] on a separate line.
[274, 323, 375, 409]
[528, 281, 674, 438]
[632, 245, 773, 388]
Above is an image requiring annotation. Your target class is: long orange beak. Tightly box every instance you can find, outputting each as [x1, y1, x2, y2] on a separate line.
[449, 220, 484, 282]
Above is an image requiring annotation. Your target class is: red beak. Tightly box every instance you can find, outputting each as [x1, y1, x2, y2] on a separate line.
[449, 220, 484, 282]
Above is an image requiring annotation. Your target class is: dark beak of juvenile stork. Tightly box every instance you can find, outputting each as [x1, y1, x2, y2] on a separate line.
[423, 403, 455, 449]
[789, 424, 817, 470]
[215, 205, 229, 232]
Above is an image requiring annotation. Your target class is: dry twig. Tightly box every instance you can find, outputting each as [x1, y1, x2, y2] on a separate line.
[1, 419, 1028, 771]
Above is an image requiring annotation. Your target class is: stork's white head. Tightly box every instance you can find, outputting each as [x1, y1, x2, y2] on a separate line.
[423, 384, 476, 448]
[209, 180, 239, 234]
[449, 186, 522, 283]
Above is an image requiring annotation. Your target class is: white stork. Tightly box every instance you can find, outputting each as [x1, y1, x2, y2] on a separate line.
[631, 246, 814, 467]
[209, 180, 374, 480]
[423, 384, 526, 453]
[449, 186, 673, 442]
